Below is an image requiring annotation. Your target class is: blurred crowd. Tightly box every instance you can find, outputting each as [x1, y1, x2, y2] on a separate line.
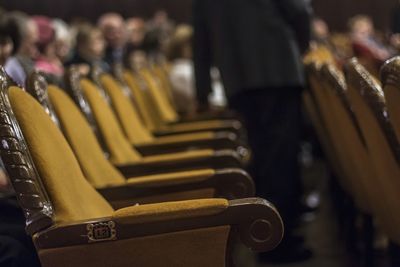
[311, 14, 400, 76]
[1, 7, 399, 121]
[0, 8, 215, 116]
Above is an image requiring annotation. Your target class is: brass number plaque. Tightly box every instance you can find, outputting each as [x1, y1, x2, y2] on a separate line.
[87, 221, 117, 243]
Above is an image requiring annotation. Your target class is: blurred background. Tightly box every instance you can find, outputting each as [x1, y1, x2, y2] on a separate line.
[1, 0, 398, 31]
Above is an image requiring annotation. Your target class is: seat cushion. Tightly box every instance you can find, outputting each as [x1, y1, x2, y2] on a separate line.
[80, 79, 142, 165]
[48, 85, 126, 188]
[9, 87, 114, 223]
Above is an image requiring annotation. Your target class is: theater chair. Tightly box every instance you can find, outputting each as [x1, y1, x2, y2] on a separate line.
[0, 72, 283, 267]
[302, 87, 345, 186]
[137, 67, 244, 135]
[97, 69, 249, 161]
[381, 56, 400, 140]
[319, 63, 383, 215]
[121, 68, 244, 138]
[345, 58, 400, 245]
[306, 62, 365, 210]
[62, 69, 245, 175]
[147, 64, 240, 122]
[24, 72, 255, 208]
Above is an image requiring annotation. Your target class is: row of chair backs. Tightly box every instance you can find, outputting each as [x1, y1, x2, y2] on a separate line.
[345, 59, 400, 244]
[306, 50, 400, 245]
[0, 68, 116, 229]
[306, 63, 370, 213]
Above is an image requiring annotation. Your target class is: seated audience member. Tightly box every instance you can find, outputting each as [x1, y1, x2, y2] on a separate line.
[52, 18, 73, 63]
[65, 23, 109, 74]
[311, 18, 352, 64]
[147, 10, 175, 49]
[33, 16, 64, 82]
[124, 17, 147, 70]
[4, 13, 38, 86]
[312, 17, 330, 45]
[349, 15, 394, 73]
[126, 17, 146, 50]
[0, 15, 17, 65]
[97, 13, 126, 66]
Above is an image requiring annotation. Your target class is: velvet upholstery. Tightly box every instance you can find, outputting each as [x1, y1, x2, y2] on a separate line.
[80, 78, 222, 166]
[99, 73, 222, 146]
[80, 78, 142, 164]
[100, 74, 154, 145]
[48, 85, 218, 193]
[9, 87, 115, 223]
[123, 71, 159, 131]
[48, 85, 126, 188]
[139, 69, 178, 123]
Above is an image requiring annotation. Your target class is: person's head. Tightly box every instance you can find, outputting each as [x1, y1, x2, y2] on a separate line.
[312, 18, 329, 41]
[153, 10, 169, 26]
[32, 16, 56, 58]
[126, 17, 145, 47]
[349, 15, 374, 38]
[97, 13, 126, 49]
[167, 24, 193, 60]
[0, 15, 19, 64]
[76, 24, 105, 61]
[52, 19, 72, 62]
[9, 12, 39, 59]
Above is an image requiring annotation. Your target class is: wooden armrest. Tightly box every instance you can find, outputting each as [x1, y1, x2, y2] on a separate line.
[112, 199, 229, 224]
[34, 198, 283, 252]
[179, 109, 241, 122]
[125, 169, 214, 187]
[168, 119, 242, 132]
[136, 132, 239, 156]
[97, 168, 255, 204]
[116, 150, 242, 176]
[153, 120, 242, 137]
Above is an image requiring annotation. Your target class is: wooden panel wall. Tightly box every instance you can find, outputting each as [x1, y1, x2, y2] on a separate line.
[1, 0, 398, 32]
[0, 0, 193, 23]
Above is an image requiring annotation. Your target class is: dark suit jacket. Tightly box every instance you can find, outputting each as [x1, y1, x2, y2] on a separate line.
[193, 0, 312, 102]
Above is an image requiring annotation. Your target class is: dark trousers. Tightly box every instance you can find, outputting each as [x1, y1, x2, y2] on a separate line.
[230, 88, 303, 233]
[0, 197, 41, 267]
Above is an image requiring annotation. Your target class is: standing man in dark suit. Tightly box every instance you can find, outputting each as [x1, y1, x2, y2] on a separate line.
[193, 0, 312, 262]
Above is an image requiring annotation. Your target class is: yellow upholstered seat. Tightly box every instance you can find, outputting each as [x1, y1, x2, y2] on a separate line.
[100, 73, 219, 146]
[80, 78, 240, 168]
[8, 86, 230, 221]
[9, 86, 114, 224]
[123, 70, 160, 131]
[80, 79, 143, 164]
[140, 68, 178, 123]
[124, 70, 242, 134]
[48, 85, 218, 196]
[99, 74, 154, 145]
[0, 55, 283, 267]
